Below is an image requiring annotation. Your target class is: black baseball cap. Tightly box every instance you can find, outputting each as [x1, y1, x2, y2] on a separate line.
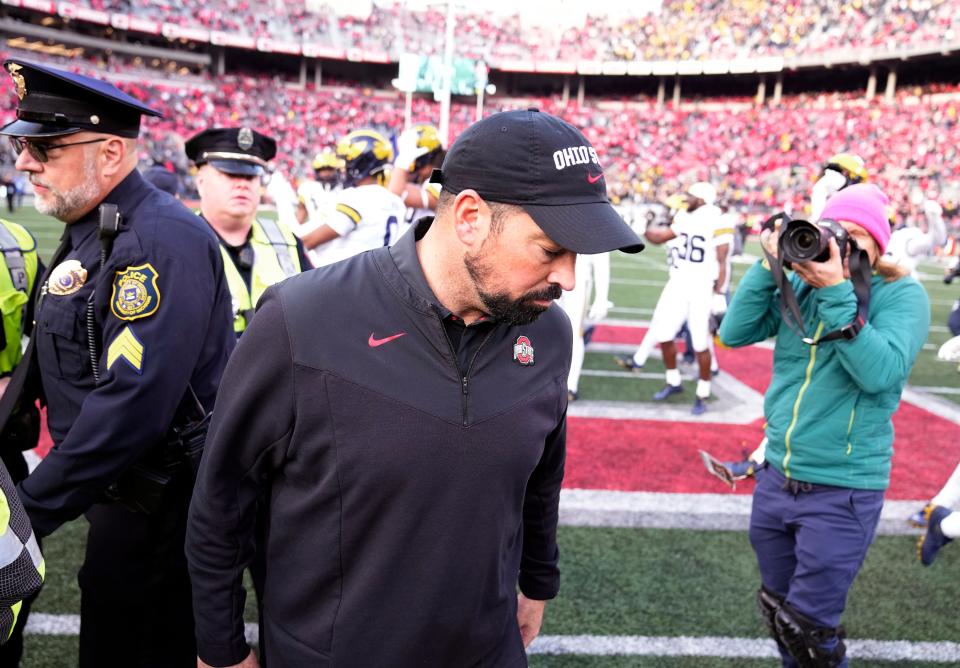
[430, 109, 644, 254]
[0, 59, 162, 139]
[185, 127, 277, 177]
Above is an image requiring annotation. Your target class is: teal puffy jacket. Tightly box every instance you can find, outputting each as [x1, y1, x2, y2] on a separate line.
[719, 261, 929, 490]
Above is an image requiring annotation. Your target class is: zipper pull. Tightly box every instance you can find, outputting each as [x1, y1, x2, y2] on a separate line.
[461, 376, 468, 395]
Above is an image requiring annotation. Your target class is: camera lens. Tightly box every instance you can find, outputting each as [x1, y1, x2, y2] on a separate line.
[793, 228, 818, 253]
[779, 219, 824, 264]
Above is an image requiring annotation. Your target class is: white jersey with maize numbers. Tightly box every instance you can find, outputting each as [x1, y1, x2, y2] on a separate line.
[309, 184, 407, 268]
[297, 179, 339, 228]
[666, 204, 731, 286]
[399, 181, 442, 241]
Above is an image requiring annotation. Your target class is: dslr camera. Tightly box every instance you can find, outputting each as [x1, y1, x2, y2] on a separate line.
[778, 218, 850, 267]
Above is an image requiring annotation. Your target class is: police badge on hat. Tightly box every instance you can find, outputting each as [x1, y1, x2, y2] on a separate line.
[237, 127, 254, 151]
[6, 63, 25, 101]
[47, 260, 87, 296]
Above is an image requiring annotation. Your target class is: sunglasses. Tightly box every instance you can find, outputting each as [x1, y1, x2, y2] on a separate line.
[9, 136, 107, 163]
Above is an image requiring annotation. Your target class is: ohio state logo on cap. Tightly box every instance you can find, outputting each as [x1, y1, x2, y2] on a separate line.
[513, 336, 535, 366]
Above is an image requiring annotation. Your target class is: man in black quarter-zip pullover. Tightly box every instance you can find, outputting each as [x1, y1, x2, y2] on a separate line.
[186, 109, 645, 668]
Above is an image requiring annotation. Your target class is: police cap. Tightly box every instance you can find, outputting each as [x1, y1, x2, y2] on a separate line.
[0, 59, 162, 139]
[184, 127, 277, 177]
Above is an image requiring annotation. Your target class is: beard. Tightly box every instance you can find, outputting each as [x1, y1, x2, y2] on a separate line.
[464, 247, 563, 326]
[32, 156, 99, 222]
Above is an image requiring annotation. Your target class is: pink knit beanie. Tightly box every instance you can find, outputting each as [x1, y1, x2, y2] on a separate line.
[820, 183, 891, 253]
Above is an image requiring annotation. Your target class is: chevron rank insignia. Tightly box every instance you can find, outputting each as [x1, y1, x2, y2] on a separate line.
[107, 326, 144, 374]
[111, 263, 160, 321]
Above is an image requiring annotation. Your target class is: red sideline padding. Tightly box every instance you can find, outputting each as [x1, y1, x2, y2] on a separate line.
[577, 324, 960, 500]
[566, 406, 960, 500]
[565, 416, 766, 495]
[28, 327, 959, 501]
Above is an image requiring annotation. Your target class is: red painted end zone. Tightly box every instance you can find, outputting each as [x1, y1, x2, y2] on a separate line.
[27, 324, 959, 501]
[574, 324, 960, 500]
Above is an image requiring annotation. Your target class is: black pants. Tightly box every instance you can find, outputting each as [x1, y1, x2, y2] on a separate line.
[77, 480, 196, 668]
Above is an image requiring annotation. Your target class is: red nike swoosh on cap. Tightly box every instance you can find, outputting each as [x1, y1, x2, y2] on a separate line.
[587, 173, 604, 184]
[368, 332, 407, 347]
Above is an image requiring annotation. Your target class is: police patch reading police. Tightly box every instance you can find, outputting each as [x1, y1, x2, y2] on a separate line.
[111, 263, 160, 321]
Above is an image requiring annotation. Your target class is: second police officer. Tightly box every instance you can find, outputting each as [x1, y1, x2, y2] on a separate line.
[186, 128, 310, 335]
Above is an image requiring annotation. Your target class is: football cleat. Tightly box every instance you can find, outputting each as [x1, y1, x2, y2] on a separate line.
[918, 505, 953, 566]
[614, 354, 643, 371]
[691, 398, 707, 415]
[653, 383, 683, 401]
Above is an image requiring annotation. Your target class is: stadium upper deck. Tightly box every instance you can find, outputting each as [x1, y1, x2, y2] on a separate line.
[6, 0, 959, 65]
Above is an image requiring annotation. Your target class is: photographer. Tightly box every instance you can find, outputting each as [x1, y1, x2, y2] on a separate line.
[719, 184, 929, 667]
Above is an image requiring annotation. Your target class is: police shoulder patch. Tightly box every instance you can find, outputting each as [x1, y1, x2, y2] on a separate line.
[111, 263, 160, 321]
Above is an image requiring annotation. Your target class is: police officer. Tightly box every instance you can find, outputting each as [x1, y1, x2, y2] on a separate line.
[0, 60, 235, 666]
[186, 128, 310, 335]
[0, 215, 43, 662]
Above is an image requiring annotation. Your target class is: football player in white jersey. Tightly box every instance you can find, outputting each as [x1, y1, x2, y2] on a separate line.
[388, 124, 445, 239]
[632, 182, 731, 414]
[558, 252, 612, 401]
[298, 130, 407, 267]
[883, 194, 947, 279]
[296, 149, 342, 229]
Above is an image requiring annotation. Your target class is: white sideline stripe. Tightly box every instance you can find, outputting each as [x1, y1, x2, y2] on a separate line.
[914, 385, 960, 395]
[528, 635, 960, 661]
[558, 489, 927, 536]
[23, 617, 960, 661]
[24, 613, 80, 635]
[901, 387, 960, 424]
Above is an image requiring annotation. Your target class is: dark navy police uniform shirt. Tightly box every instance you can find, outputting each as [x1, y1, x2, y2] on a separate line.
[21, 169, 235, 537]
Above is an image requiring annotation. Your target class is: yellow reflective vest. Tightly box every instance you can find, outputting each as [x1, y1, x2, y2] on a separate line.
[0, 218, 43, 639]
[219, 218, 302, 334]
[0, 219, 38, 375]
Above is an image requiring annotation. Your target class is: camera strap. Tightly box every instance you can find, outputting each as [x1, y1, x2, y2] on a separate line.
[761, 213, 809, 338]
[760, 212, 872, 345]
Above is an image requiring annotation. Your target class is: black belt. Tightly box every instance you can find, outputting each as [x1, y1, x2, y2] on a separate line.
[781, 478, 815, 495]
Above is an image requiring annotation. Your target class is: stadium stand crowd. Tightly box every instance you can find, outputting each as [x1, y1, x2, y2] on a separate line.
[66, 0, 960, 62]
[0, 49, 957, 226]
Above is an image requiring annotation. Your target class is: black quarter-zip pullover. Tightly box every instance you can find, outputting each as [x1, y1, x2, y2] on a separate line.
[187, 218, 571, 667]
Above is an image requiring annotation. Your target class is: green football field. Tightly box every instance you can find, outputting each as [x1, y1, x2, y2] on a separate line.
[6, 203, 960, 666]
